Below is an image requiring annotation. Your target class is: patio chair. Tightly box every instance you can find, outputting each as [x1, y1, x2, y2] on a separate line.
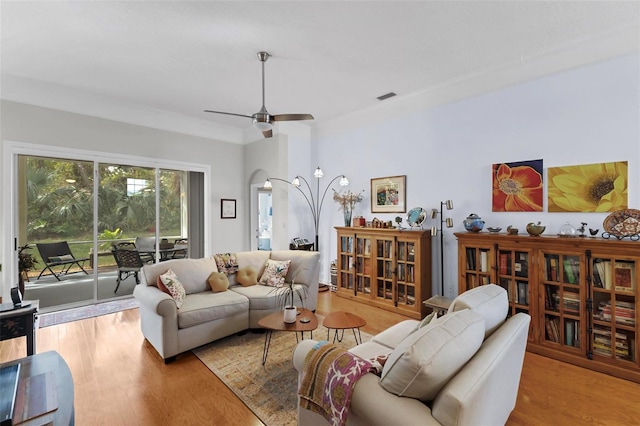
[135, 236, 156, 263]
[36, 241, 90, 281]
[111, 244, 144, 293]
[171, 238, 188, 259]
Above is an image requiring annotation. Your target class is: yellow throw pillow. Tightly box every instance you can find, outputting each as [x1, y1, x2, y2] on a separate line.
[207, 272, 229, 293]
[237, 266, 258, 287]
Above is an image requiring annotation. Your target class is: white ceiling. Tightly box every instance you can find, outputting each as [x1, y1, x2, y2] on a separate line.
[1, 1, 639, 142]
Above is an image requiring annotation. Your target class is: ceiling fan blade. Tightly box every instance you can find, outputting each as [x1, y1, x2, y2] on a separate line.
[262, 129, 273, 138]
[272, 114, 314, 122]
[204, 110, 253, 119]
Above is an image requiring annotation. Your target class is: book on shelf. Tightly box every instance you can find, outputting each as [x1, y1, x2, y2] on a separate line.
[596, 260, 612, 289]
[466, 248, 476, 270]
[547, 257, 558, 281]
[499, 253, 508, 275]
[614, 261, 636, 292]
[480, 251, 488, 273]
[515, 252, 528, 277]
[565, 320, 574, 347]
[563, 258, 580, 284]
[592, 259, 604, 288]
[545, 316, 560, 343]
[517, 281, 529, 305]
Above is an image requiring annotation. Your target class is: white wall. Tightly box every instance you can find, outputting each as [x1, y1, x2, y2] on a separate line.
[0, 100, 246, 299]
[313, 54, 640, 298]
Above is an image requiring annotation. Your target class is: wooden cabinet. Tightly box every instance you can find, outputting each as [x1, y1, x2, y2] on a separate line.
[336, 227, 432, 319]
[455, 232, 640, 383]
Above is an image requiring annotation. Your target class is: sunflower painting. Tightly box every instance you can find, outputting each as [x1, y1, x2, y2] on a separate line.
[492, 159, 543, 212]
[548, 161, 627, 212]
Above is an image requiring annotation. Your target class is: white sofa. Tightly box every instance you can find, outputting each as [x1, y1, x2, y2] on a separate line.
[134, 250, 320, 362]
[293, 284, 531, 426]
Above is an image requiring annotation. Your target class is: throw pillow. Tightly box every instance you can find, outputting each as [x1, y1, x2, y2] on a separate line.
[207, 272, 229, 292]
[237, 266, 258, 287]
[213, 252, 239, 275]
[259, 259, 291, 287]
[156, 276, 171, 295]
[159, 269, 186, 309]
[380, 309, 485, 401]
[410, 311, 436, 333]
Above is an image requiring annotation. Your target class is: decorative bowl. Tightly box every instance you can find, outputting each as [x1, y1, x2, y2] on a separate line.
[463, 213, 485, 232]
[526, 222, 545, 236]
[487, 227, 502, 233]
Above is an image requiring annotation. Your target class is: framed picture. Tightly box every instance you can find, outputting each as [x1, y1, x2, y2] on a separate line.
[221, 199, 236, 219]
[371, 175, 406, 213]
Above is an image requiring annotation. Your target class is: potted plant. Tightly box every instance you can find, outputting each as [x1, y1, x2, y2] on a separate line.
[18, 244, 38, 296]
[270, 269, 308, 323]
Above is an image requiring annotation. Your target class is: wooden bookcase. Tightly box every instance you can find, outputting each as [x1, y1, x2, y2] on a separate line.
[455, 232, 640, 383]
[335, 227, 432, 319]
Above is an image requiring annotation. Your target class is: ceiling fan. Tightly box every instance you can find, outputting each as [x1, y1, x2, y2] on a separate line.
[204, 51, 314, 138]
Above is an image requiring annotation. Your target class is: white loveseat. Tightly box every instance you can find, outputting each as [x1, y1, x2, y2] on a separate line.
[134, 250, 320, 362]
[293, 284, 531, 426]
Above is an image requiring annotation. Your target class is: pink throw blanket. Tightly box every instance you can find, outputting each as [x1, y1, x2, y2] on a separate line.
[299, 342, 375, 426]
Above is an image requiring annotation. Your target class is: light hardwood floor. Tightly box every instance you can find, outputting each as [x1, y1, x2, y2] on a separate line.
[1, 291, 639, 425]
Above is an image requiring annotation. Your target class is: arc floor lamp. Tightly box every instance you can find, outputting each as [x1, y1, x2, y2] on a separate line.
[264, 166, 348, 252]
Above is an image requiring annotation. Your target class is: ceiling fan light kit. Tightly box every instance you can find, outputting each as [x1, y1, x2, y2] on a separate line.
[204, 51, 313, 138]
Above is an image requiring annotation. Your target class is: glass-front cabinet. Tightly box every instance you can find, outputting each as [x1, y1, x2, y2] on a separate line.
[455, 232, 640, 384]
[336, 227, 432, 319]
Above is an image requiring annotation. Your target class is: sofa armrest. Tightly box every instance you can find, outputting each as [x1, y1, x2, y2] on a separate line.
[294, 340, 437, 426]
[133, 284, 176, 317]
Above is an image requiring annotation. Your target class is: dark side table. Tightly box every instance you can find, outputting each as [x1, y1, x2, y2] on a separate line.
[0, 300, 39, 356]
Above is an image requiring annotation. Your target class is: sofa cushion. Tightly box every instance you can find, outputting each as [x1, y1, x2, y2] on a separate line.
[142, 257, 218, 294]
[156, 276, 171, 295]
[447, 284, 508, 338]
[159, 269, 186, 309]
[371, 320, 420, 349]
[259, 259, 291, 286]
[213, 253, 239, 275]
[380, 309, 485, 401]
[207, 272, 229, 292]
[230, 283, 307, 310]
[237, 266, 258, 287]
[177, 291, 249, 329]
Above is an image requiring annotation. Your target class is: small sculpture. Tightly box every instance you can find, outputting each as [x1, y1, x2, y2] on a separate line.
[526, 222, 546, 237]
[578, 222, 587, 237]
[589, 228, 599, 237]
[507, 225, 519, 235]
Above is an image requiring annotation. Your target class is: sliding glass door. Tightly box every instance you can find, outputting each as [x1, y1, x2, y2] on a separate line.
[18, 155, 191, 311]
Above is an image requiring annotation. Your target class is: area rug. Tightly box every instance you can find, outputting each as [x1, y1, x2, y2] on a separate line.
[38, 298, 139, 327]
[193, 317, 372, 426]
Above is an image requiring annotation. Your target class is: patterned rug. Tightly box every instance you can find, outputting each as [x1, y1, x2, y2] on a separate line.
[192, 316, 371, 426]
[38, 298, 139, 327]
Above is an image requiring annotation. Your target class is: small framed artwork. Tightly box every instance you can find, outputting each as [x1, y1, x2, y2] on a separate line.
[371, 175, 406, 213]
[221, 199, 236, 219]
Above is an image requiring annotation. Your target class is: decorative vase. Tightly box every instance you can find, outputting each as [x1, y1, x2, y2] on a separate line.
[283, 306, 297, 323]
[343, 209, 353, 227]
[463, 213, 485, 232]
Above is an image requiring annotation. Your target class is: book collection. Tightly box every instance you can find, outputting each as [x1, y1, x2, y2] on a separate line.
[544, 316, 580, 347]
[593, 325, 634, 361]
[595, 300, 636, 326]
[593, 259, 637, 292]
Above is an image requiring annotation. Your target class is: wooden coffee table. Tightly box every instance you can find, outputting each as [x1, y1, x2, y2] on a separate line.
[257, 308, 318, 364]
[323, 311, 366, 345]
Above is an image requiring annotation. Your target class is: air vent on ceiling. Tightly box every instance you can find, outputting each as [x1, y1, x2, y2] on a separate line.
[377, 92, 396, 101]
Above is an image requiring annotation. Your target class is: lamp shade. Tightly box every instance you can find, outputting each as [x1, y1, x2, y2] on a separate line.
[253, 119, 273, 131]
[291, 177, 300, 187]
[339, 176, 349, 186]
[313, 167, 324, 178]
[263, 179, 272, 189]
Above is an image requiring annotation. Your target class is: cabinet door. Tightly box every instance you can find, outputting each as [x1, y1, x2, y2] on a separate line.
[460, 243, 494, 291]
[374, 237, 395, 305]
[354, 235, 373, 297]
[497, 248, 533, 311]
[396, 237, 418, 310]
[540, 251, 584, 353]
[337, 232, 355, 294]
[591, 255, 637, 365]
